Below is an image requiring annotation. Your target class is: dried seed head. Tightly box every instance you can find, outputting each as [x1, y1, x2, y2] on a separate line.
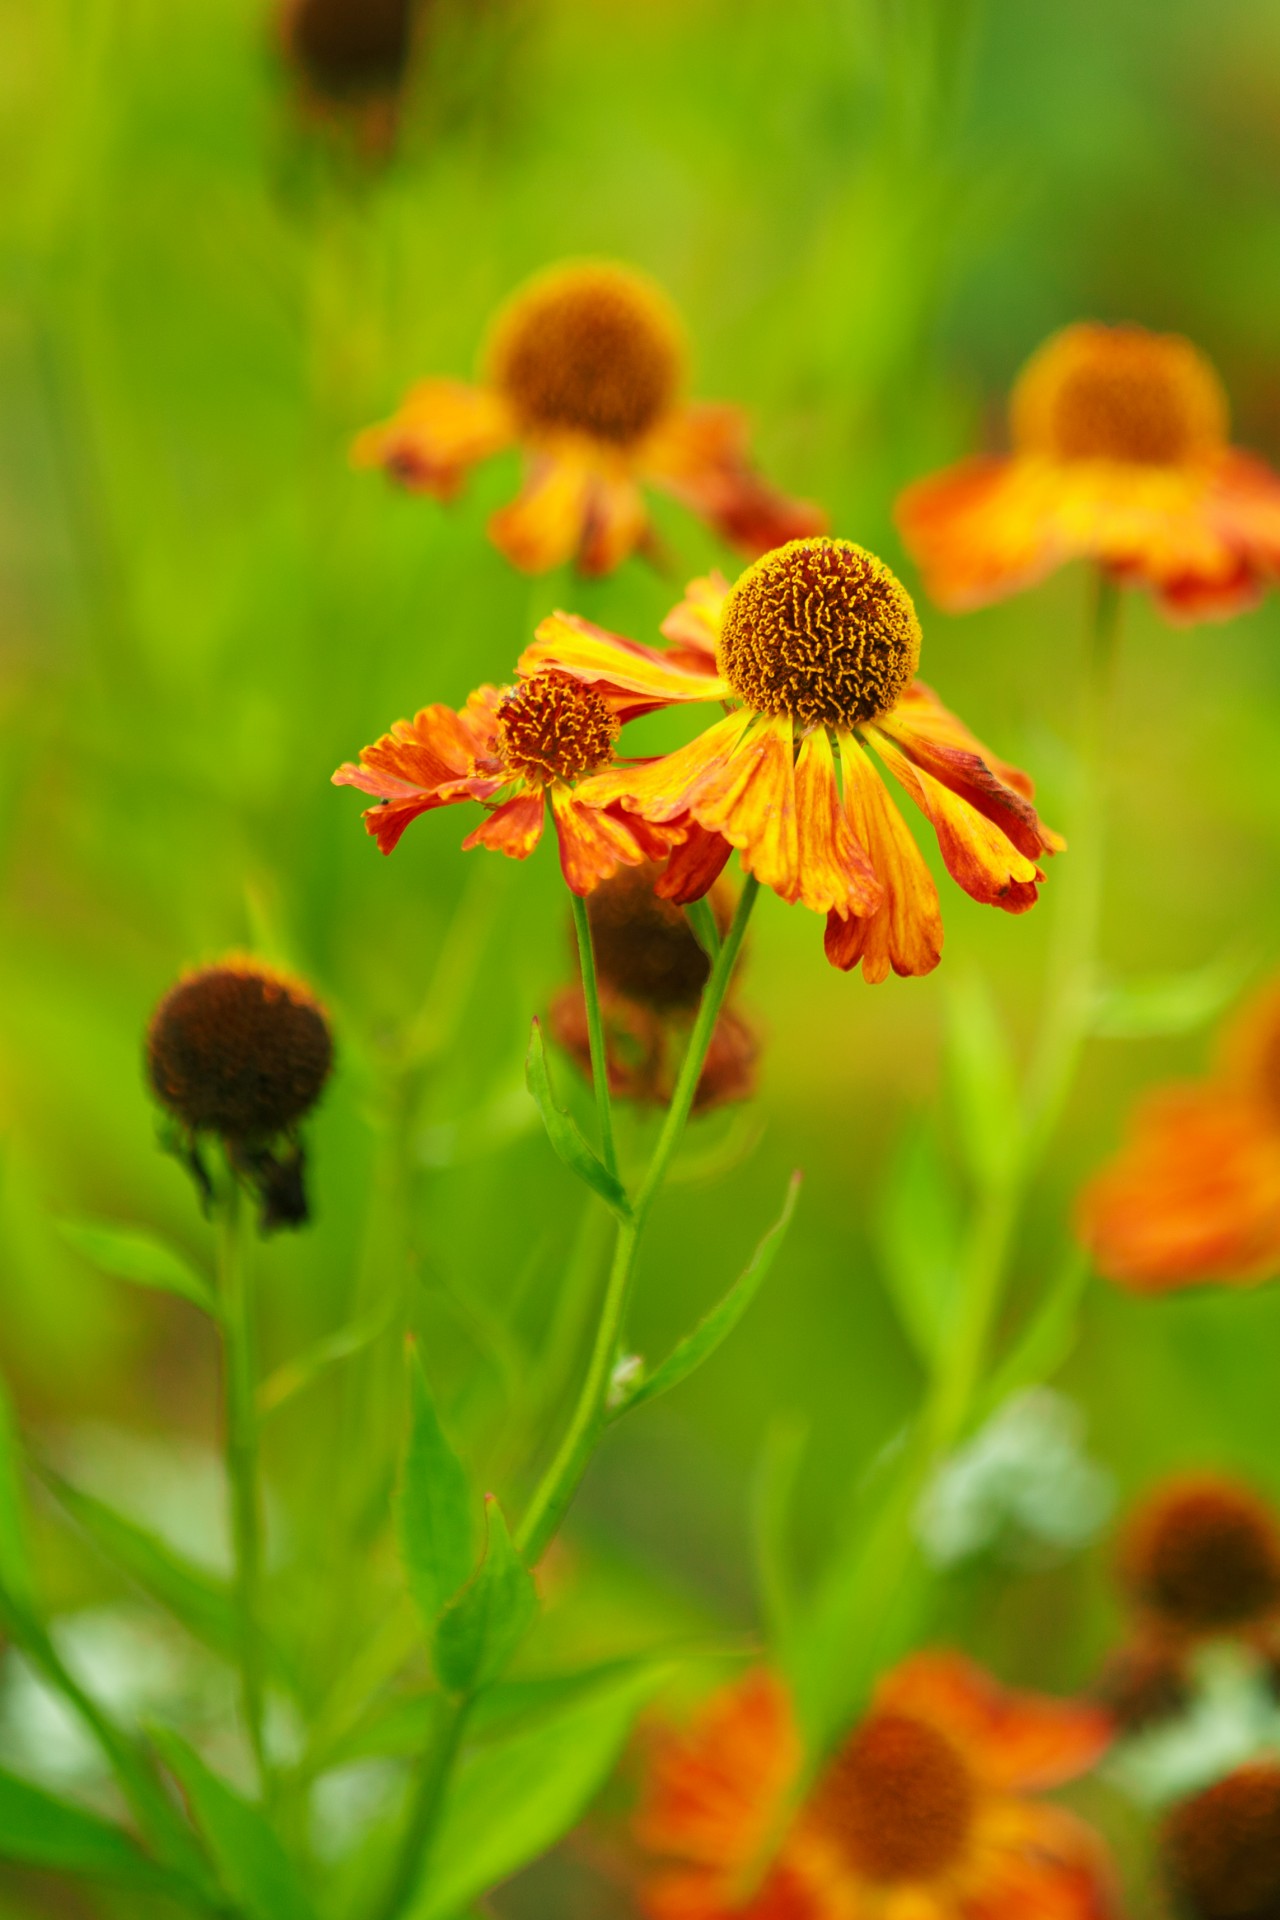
[818, 1711, 975, 1884]
[717, 538, 921, 731]
[147, 961, 333, 1141]
[1095, 1638, 1191, 1735]
[285, 0, 414, 100]
[487, 262, 684, 446]
[1162, 1764, 1280, 1920]
[1012, 324, 1228, 467]
[1121, 1476, 1280, 1639]
[496, 673, 619, 784]
[586, 862, 730, 1012]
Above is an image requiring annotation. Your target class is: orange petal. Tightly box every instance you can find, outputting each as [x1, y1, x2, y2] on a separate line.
[647, 403, 828, 558]
[351, 379, 512, 497]
[896, 455, 1066, 613]
[688, 716, 802, 902]
[656, 823, 735, 904]
[660, 572, 732, 670]
[868, 728, 1045, 913]
[578, 711, 757, 823]
[636, 1670, 798, 1868]
[332, 695, 504, 854]
[880, 684, 1061, 862]
[826, 735, 942, 981]
[877, 1653, 1113, 1794]
[794, 727, 882, 917]
[968, 1804, 1121, 1920]
[548, 784, 679, 896]
[461, 786, 545, 861]
[520, 613, 728, 719]
[580, 466, 651, 576]
[489, 452, 595, 573]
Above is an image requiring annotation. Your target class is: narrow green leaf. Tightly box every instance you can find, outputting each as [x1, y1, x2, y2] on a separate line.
[749, 1416, 807, 1648]
[979, 1248, 1092, 1417]
[615, 1172, 801, 1417]
[433, 1497, 538, 1696]
[943, 974, 1020, 1189]
[57, 1220, 217, 1314]
[526, 1021, 631, 1221]
[258, 1306, 395, 1418]
[873, 1124, 962, 1369]
[154, 1729, 319, 1920]
[397, 1344, 476, 1630]
[40, 1468, 240, 1664]
[409, 1663, 668, 1920]
[0, 1376, 34, 1610]
[683, 897, 721, 961]
[1092, 950, 1252, 1040]
[0, 1767, 172, 1887]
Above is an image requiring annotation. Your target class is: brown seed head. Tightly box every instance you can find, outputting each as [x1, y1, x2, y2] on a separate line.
[1163, 1764, 1280, 1920]
[1012, 324, 1228, 467]
[817, 1711, 975, 1885]
[717, 538, 921, 731]
[1122, 1476, 1280, 1639]
[487, 262, 684, 446]
[147, 960, 332, 1140]
[1095, 1637, 1191, 1735]
[496, 673, 619, 784]
[586, 862, 731, 1012]
[285, 0, 414, 100]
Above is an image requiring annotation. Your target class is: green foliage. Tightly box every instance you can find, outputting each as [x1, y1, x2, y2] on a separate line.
[432, 1496, 538, 1696]
[154, 1730, 320, 1920]
[525, 1020, 632, 1220]
[0, 1769, 174, 1890]
[56, 1219, 218, 1315]
[0, 1375, 34, 1612]
[873, 1124, 962, 1370]
[397, 1345, 477, 1631]
[943, 973, 1021, 1191]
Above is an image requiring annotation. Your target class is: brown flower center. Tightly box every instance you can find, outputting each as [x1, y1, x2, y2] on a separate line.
[487, 263, 684, 446]
[147, 962, 333, 1140]
[586, 862, 729, 1011]
[1163, 1765, 1280, 1920]
[286, 0, 413, 100]
[496, 673, 619, 784]
[1123, 1477, 1280, 1637]
[1012, 324, 1228, 467]
[817, 1711, 975, 1885]
[717, 538, 921, 731]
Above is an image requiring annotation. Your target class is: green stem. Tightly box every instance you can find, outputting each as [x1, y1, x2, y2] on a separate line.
[217, 1182, 270, 1794]
[373, 1692, 473, 1920]
[570, 890, 617, 1180]
[517, 877, 760, 1564]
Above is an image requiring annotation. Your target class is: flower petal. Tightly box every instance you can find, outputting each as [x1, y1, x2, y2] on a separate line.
[461, 786, 545, 861]
[825, 734, 942, 981]
[966, 1803, 1121, 1920]
[548, 785, 679, 896]
[877, 1654, 1113, 1794]
[880, 684, 1062, 861]
[687, 716, 802, 903]
[332, 694, 505, 854]
[647, 403, 827, 558]
[352, 380, 513, 497]
[489, 451, 595, 573]
[635, 1670, 798, 1869]
[520, 612, 728, 719]
[896, 456, 1066, 613]
[579, 711, 757, 823]
[868, 729, 1045, 913]
[794, 726, 882, 917]
[655, 823, 735, 904]
[660, 572, 732, 670]
[579, 465, 651, 576]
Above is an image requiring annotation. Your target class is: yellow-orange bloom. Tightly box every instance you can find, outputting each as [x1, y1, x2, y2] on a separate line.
[636, 1657, 1116, 1920]
[1078, 980, 1280, 1292]
[521, 538, 1060, 980]
[897, 323, 1280, 621]
[353, 260, 825, 575]
[331, 672, 680, 895]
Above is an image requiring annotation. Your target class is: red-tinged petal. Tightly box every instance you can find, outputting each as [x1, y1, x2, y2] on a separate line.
[461, 787, 546, 861]
[357, 795, 440, 855]
[690, 716, 802, 902]
[636, 1670, 798, 1868]
[332, 701, 486, 800]
[826, 734, 942, 982]
[579, 711, 757, 824]
[881, 685, 1061, 861]
[1077, 1085, 1280, 1294]
[642, 1862, 821, 1920]
[869, 728, 1045, 913]
[580, 465, 651, 577]
[967, 1804, 1121, 1920]
[660, 572, 732, 670]
[877, 1654, 1113, 1794]
[647, 403, 828, 559]
[489, 452, 595, 574]
[656, 823, 735, 904]
[352, 380, 513, 498]
[896, 456, 1067, 613]
[794, 727, 882, 917]
[548, 784, 670, 896]
[520, 612, 728, 719]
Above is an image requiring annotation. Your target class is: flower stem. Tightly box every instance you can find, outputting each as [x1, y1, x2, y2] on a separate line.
[217, 1179, 270, 1794]
[570, 890, 618, 1180]
[517, 876, 760, 1563]
[373, 1690, 473, 1920]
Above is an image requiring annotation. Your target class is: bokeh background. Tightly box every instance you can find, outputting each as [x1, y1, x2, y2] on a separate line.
[4, 0, 1280, 1912]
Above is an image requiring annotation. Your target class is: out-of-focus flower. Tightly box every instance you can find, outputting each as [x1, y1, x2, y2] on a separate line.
[279, 0, 417, 150]
[523, 539, 1060, 980]
[636, 1657, 1116, 1920]
[547, 862, 757, 1112]
[897, 323, 1280, 621]
[1160, 1762, 1280, 1920]
[332, 672, 685, 895]
[147, 960, 333, 1230]
[353, 260, 824, 575]
[1078, 981, 1280, 1293]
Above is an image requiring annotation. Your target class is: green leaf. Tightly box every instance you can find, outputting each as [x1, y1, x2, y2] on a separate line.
[258, 1306, 395, 1418]
[979, 1248, 1092, 1417]
[39, 1467, 241, 1664]
[615, 1172, 801, 1417]
[397, 1344, 476, 1630]
[683, 897, 721, 961]
[0, 1376, 34, 1610]
[943, 973, 1020, 1189]
[749, 1415, 806, 1648]
[526, 1020, 632, 1221]
[873, 1124, 962, 1369]
[409, 1663, 668, 1920]
[433, 1497, 538, 1696]
[0, 1767, 173, 1887]
[153, 1730, 319, 1920]
[57, 1220, 217, 1315]
[1092, 950, 1252, 1040]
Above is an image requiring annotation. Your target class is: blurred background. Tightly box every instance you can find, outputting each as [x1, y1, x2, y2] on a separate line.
[4, 0, 1280, 1911]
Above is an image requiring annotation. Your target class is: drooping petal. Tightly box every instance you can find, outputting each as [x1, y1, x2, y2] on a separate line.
[461, 786, 546, 861]
[660, 571, 732, 670]
[826, 735, 942, 981]
[868, 729, 1046, 913]
[636, 1670, 799, 1870]
[687, 716, 802, 903]
[520, 612, 728, 720]
[896, 456, 1067, 613]
[646, 403, 827, 559]
[967, 1803, 1121, 1920]
[548, 784, 680, 896]
[876, 1654, 1113, 1795]
[880, 684, 1062, 861]
[579, 711, 757, 823]
[332, 696, 505, 854]
[489, 451, 595, 573]
[793, 727, 882, 917]
[579, 464, 651, 577]
[655, 822, 734, 904]
[352, 379, 513, 498]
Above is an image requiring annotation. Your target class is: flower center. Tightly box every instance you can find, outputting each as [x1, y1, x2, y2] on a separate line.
[147, 962, 333, 1140]
[496, 673, 620, 784]
[1163, 1765, 1280, 1920]
[587, 862, 723, 1011]
[487, 263, 684, 446]
[717, 538, 921, 731]
[817, 1711, 975, 1885]
[1125, 1477, 1280, 1636]
[287, 0, 412, 99]
[1012, 324, 1228, 466]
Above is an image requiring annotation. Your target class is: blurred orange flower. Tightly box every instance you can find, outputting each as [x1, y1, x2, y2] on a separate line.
[522, 539, 1061, 980]
[636, 1657, 1116, 1920]
[332, 672, 680, 895]
[897, 323, 1280, 621]
[1078, 981, 1280, 1292]
[353, 260, 825, 575]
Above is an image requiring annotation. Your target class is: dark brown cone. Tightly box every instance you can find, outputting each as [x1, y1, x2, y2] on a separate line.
[585, 862, 733, 1013]
[1162, 1764, 1280, 1920]
[284, 0, 415, 102]
[148, 962, 333, 1140]
[1120, 1476, 1280, 1640]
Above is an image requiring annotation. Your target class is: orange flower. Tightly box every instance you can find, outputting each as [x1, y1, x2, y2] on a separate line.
[331, 672, 680, 895]
[636, 1657, 1116, 1920]
[897, 323, 1280, 621]
[521, 538, 1061, 980]
[1078, 980, 1280, 1292]
[352, 260, 825, 575]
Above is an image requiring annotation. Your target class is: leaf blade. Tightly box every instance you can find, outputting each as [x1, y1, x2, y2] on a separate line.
[397, 1344, 476, 1631]
[154, 1730, 319, 1920]
[0, 1767, 173, 1888]
[433, 1497, 538, 1696]
[526, 1021, 631, 1221]
[57, 1220, 217, 1314]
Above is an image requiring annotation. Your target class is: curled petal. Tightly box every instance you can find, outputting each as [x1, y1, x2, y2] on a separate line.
[548, 785, 679, 897]
[332, 694, 505, 854]
[826, 735, 942, 981]
[521, 613, 728, 719]
[352, 380, 513, 498]
[881, 683, 1062, 860]
[794, 727, 881, 917]
[489, 452, 595, 573]
[686, 716, 801, 902]
[461, 786, 545, 861]
[877, 1653, 1113, 1794]
[869, 728, 1045, 912]
[579, 711, 757, 824]
[647, 403, 827, 559]
[660, 571, 732, 670]
[656, 823, 734, 904]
